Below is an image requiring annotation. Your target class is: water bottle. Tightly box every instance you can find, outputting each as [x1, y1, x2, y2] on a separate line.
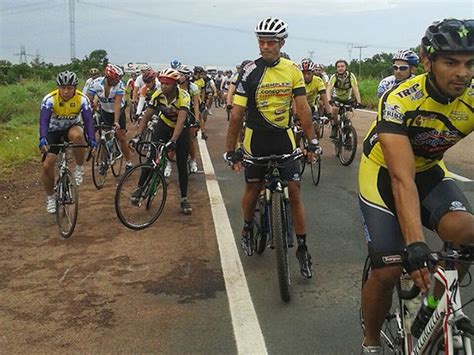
[410, 295, 438, 338]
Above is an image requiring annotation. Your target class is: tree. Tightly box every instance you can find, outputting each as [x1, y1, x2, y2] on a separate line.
[87, 49, 108, 67]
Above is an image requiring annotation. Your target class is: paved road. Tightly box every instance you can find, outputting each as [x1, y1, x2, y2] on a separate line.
[1, 107, 472, 354]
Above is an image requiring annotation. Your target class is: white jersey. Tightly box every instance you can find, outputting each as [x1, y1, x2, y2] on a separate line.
[87, 77, 125, 113]
[82, 77, 95, 94]
[377, 74, 415, 98]
[134, 74, 145, 90]
[221, 76, 230, 91]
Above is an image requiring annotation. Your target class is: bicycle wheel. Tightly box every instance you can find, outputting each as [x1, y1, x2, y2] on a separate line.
[270, 191, 291, 302]
[115, 163, 167, 230]
[56, 170, 79, 239]
[360, 257, 406, 354]
[91, 141, 108, 189]
[137, 130, 153, 163]
[111, 138, 124, 177]
[427, 333, 468, 354]
[310, 154, 321, 186]
[254, 195, 268, 255]
[299, 137, 307, 176]
[338, 125, 357, 166]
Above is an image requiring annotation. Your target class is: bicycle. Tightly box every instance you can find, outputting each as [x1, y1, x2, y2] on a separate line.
[293, 124, 322, 186]
[331, 101, 358, 166]
[243, 149, 304, 302]
[135, 113, 160, 163]
[91, 123, 123, 189]
[361, 241, 474, 354]
[115, 140, 168, 230]
[45, 142, 89, 239]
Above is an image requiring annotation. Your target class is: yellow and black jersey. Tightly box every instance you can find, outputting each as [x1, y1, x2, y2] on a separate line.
[149, 87, 190, 128]
[233, 57, 306, 131]
[363, 73, 474, 171]
[305, 75, 326, 109]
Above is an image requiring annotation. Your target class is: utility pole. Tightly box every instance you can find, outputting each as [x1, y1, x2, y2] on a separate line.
[353, 45, 367, 78]
[308, 50, 315, 61]
[69, 0, 76, 60]
[347, 43, 354, 62]
[14, 45, 32, 64]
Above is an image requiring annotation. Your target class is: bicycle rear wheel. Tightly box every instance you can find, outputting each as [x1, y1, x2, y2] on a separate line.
[115, 163, 167, 230]
[92, 141, 108, 189]
[338, 125, 357, 166]
[56, 170, 79, 239]
[271, 191, 291, 302]
[254, 195, 268, 255]
[360, 257, 406, 354]
[310, 154, 321, 186]
[111, 138, 124, 177]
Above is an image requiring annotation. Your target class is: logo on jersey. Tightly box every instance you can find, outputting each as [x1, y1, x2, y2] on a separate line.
[414, 113, 438, 126]
[382, 103, 403, 123]
[292, 173, 301, 181]
[241, 62, 256, 81]
[395, 83, 421, 100]
[382, 255, 403, 264]
[449, 201, 467, 212]
[451, 111, 468, 121]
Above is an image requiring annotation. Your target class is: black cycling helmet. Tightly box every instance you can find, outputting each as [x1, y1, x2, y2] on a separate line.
[56, 70, 78, 86]
[193, 66, 205, 74]
[240, 59, 252, 68]
[280, 52, 291, 60]
[422, 18, 474, 56]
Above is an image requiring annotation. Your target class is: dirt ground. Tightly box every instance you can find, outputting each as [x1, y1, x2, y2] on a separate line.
[0, 117, 230, 353]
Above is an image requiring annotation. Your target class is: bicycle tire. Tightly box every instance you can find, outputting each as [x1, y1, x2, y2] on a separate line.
[56, 170, 79, 239]
[338, 125, 357, 166]
[254, 195, 267, 255]
[310, 154, 321, 186]
[427, 333, 468, 354]
[91, 141, 108, 189]
[271, 191, 291, 302]
[360, 257, 406, 354]
[115, 163, 167, 230]
[111, 138, 124, 177]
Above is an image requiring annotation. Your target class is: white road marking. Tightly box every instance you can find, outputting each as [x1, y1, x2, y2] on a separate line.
[198, 138, 268, 355]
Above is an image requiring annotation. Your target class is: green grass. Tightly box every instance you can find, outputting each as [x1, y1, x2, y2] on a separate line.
[359, 78, 379, 110]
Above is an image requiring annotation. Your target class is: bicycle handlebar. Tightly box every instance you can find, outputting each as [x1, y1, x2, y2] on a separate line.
[242, 149, 304, 167]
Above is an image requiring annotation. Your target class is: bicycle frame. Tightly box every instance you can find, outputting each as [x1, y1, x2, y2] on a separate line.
[411, 265, 472, 354]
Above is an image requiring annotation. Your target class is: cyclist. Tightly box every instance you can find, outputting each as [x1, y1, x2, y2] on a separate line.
[135, 69, 160, 118]
[359, 18, 474, 353]
[225, 60, 251, 114]
[170, 59, 181, 69]
[192, 66, 208, 140]
[126, 70, 139, 101]
[177, 64, 201, 173]
[132, 64, 152, 106]
[135, 68, 193, 215]
[314, 63, 329, 84]
[214, 70, 225, 107]
[87, 64, 133, 171]
[297, 58, 331, 138]
[377, 49, 419, 98]
[326, 59, 362, 138]
[224, 17, 319, 279]
[39, 71, 97, 213]
[83, 68, 100, 94]
[201, 70, 217, 137]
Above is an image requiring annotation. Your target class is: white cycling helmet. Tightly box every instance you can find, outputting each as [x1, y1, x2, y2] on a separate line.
[392, 49, 419, 66]
[255, 17, 288, 39]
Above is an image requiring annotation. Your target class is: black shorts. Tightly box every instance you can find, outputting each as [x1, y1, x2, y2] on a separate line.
[100, 109, 126, 130]
[242, 127, 301, 183]
[46, 124, 81, 155]
[359, 156, 472, 268]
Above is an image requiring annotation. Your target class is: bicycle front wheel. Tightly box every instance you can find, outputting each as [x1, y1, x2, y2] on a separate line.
[338, 125, 357, 166]
[115, 163, 167, 230]
[310, 154, 321, 186]
[56, 170, 79, 239]
[270, 191, 291, 302]
[111, 138, 124, 177]
[92, 141, 108, 189]
[360, 257, 406, 354]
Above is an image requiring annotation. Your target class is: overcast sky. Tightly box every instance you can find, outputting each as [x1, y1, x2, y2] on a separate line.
[1, 0, 473, 69]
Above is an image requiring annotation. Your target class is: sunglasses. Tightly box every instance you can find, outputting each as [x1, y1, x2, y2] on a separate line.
[392, 64, 409, 71]
[258, 39, 280, 47]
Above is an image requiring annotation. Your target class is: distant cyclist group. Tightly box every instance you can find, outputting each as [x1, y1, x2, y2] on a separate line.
[37, 16, 473, 353]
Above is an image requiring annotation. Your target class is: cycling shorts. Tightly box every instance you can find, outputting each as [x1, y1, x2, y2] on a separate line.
[100, 109, 126, 130]
[359, 155, 472, 268]
[46, 124, 81, 155]
[242, 126, 301, 183]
